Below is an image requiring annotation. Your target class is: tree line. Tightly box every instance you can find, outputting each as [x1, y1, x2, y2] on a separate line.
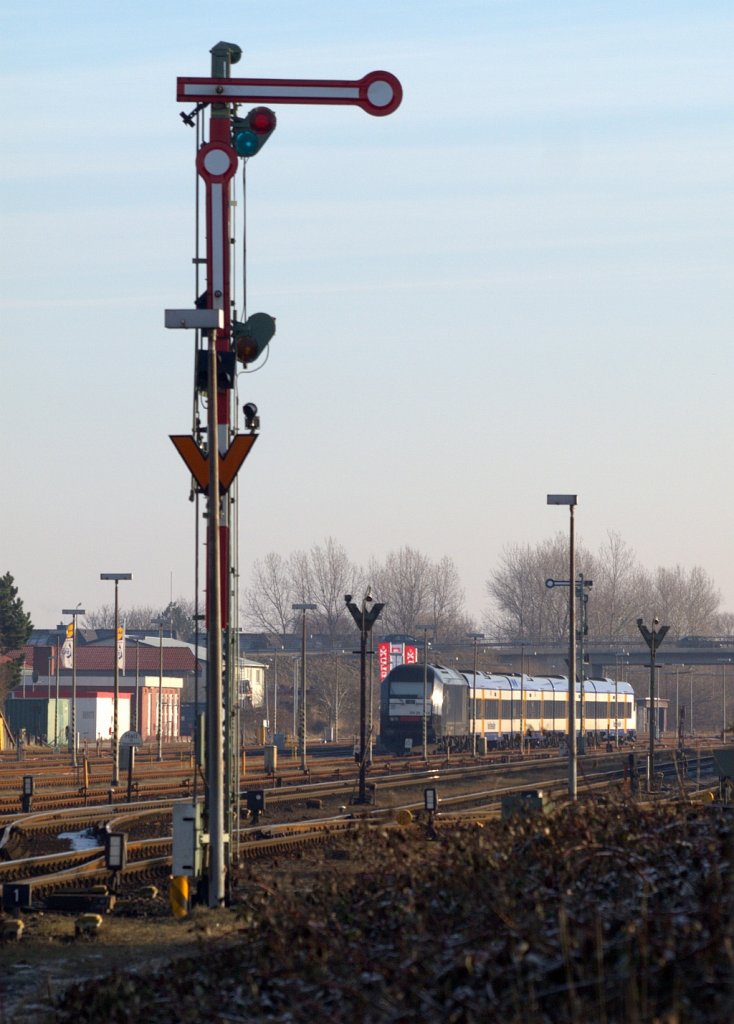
[244, 532, 729, 645]
[4, 526, 730, 663]
[78, 533, 729, 645]
[487, 530, 728, 641]
[243, 539, 470, 645]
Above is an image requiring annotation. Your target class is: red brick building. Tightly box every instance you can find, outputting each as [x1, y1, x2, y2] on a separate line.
[12, 642, 198, 742]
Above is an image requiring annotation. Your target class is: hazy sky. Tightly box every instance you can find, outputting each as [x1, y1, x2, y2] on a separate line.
[2, 1, 734, 630]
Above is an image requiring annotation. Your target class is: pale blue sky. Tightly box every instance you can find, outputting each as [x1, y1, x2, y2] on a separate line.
[2, 1, 733, 628]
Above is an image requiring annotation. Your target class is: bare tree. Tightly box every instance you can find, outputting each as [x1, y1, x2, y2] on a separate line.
[714, 611, 734, 637]
[308, 653, 360, 739]
[242, 553, 295, 641]
[486, 534, 593, 640]
[83, 604, 161, 630]
[369, 546, 433, 636]
[486, 532, 724, 643]
[589, 531, 648, 639]
[288, 550, 312, 605]
[648, 565, 721, 636]
[305, 536, 360, 638]
[429, 555, 468, 643]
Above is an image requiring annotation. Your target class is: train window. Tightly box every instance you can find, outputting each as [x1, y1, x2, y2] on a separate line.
[391, 683, 424, 699]
[610, 700, 628, 719]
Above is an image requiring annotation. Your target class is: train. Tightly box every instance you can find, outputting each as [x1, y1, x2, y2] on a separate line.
[379, 662, 637, 753]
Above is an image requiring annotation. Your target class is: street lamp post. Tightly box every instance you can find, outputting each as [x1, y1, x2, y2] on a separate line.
[721, 662, 730, 739]
[292, 603, 317, 771]
[467, 633, 484, 756]
[675, 666, 680, 743]
[671, 665, 690, 748]
[54, 623, 64, 752]
[153, 619, 164, 761]
[61, 604, 86, 767]
[100, 573, 133, 786]
[272, 652, 279, 739]
[416, 624, 433, 756]
[292, 656, 299, 741]
[520, 643, 526, 754]
[547, 494, 578, 801]
[636, 617, 669, 792]
[133, 638, 141, 733]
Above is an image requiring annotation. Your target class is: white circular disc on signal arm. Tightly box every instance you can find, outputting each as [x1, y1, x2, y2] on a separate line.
[367, 78, 394, 108]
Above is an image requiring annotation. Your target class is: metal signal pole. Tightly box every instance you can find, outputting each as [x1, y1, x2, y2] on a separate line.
[292, 603, 317, 771]
[637, 617, 669, 792]
[346, 593, 384, 803]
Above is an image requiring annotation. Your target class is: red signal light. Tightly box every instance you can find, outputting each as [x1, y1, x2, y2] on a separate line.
[249, 106, 277, 134]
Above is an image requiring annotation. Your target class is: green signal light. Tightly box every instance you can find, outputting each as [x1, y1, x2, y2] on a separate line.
[234, 129, 260, 157]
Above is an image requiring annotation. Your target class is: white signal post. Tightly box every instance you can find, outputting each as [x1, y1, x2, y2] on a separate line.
[170, 43, 402, 910]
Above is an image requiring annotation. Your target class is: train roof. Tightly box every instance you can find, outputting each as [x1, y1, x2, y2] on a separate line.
[382, 663, 465, 684]
[385, 664, 634, 696]
[460, 671, 634, 696]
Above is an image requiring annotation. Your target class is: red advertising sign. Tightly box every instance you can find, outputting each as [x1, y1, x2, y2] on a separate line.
[378, 642, 391, 681]
[378, 642, 418, 680]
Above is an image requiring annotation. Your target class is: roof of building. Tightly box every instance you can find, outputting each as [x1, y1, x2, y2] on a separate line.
[19, 644, 197, 673]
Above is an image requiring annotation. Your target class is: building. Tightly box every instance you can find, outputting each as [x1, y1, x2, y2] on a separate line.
[11, 633, 267, 745]
[11, 640, 198, 744]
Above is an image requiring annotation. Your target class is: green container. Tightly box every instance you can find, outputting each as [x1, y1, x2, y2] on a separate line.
[6, 698, 70, 745]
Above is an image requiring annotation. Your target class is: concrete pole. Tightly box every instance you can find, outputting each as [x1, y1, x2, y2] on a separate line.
[300, 610, 308, 771]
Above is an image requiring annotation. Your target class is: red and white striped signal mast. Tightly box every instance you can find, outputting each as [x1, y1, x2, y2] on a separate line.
[166, 42, 402, 909]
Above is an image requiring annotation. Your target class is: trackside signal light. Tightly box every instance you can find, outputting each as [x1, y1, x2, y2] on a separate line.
[233, 312, 276, 366]
[232, 106, 277, 158]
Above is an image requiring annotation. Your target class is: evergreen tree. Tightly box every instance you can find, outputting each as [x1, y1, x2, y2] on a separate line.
[0, 572, 33, 702]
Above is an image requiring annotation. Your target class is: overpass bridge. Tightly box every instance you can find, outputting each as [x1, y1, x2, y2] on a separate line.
[493, 640, 734, 678]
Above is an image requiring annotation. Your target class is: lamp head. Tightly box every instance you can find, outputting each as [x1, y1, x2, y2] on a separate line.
[243, 402, 259, 431]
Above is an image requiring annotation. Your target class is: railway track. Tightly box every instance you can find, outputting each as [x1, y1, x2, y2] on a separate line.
[0, 745, 725, 904]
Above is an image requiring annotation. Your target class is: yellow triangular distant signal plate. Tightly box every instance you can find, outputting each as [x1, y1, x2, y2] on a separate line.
[170, 434, 257, 494]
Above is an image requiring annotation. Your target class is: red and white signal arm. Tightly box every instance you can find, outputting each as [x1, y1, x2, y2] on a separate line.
[178, 70, 402, 117]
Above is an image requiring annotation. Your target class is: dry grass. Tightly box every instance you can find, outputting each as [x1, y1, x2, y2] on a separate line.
[3, 798, 734, 1023]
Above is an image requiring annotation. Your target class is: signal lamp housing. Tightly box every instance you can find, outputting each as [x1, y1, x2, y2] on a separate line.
[232, 106, 277, 158]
